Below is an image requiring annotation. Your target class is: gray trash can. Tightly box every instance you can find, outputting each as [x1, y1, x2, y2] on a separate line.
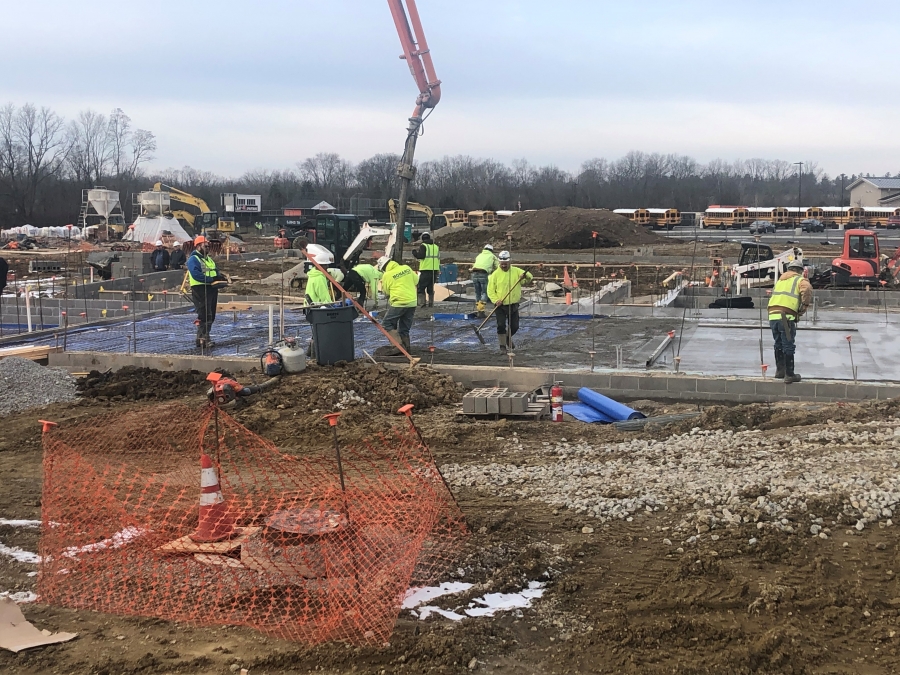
[305, 305, 357, 365]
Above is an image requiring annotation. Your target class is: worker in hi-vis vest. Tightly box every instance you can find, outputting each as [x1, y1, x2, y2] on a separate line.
[767, 259, 813, 384]
[411, 232, 440, 308]
[187, 236, 228, 349]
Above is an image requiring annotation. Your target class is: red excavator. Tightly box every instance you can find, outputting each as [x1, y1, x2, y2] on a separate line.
[824, 229, 900, 287]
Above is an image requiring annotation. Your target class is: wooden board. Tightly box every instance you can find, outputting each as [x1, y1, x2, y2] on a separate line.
[0, 345, 62, 362]
[156, 526, 259, 554]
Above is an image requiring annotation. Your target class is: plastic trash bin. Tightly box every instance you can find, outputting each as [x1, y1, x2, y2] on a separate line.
[305, 305, 358, 365]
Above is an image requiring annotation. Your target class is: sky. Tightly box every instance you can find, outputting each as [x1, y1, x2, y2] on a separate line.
[3, 0, 899, 178]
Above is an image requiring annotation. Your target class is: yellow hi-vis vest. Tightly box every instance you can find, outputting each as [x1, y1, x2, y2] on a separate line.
[189, 253, 217, 286]
[767, 275, 801, 320]
[420, 243, 440, 271]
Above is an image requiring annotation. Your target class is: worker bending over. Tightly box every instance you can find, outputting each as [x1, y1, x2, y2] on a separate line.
[187, 236, 228, 348]
[303, 245, 345, 305]
[343, 262, 382, 308]
[487, 251, 533, 352]
[378, 255, 418, 353]
[412, 232, 440, 308]
[472, 244, 498, 317]
[767, 259, 812, 384]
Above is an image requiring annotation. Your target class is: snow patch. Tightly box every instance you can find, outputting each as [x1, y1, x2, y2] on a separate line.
[0, 541, 40, 564]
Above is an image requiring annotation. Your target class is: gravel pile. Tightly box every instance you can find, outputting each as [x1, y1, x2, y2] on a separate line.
[442, 419, 900, 543]
[0, 356, 77, 415]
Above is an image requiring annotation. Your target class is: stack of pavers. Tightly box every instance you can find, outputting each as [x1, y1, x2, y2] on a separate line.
[462, 387, 530, 416]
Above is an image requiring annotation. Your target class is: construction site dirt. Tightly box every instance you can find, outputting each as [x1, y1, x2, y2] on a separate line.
[4, 366, 900, 675]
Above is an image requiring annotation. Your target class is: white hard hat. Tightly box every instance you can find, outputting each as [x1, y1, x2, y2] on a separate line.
[498, 250, 511, 261]
[306, 243, 334, 266]
[155, 240, 163, 246]
[377, 256, 391, 271]
[173, 241, 182, 247]
[328, 268, 345, 283]
[787, 259, 804, 271]
[484, 244, 494, 251]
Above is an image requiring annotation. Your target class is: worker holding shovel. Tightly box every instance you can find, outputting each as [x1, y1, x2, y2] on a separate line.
[487, 251, 532, 352]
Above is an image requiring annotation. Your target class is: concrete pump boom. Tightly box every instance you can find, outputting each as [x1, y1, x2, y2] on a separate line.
[386, 0, 441, 262]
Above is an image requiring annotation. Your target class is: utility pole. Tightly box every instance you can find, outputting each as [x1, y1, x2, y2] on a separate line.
[794, 162, 803, 228]
[840, 174, 846, 228]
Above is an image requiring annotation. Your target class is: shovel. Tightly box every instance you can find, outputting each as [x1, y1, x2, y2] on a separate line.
[472, 272, 527, 345]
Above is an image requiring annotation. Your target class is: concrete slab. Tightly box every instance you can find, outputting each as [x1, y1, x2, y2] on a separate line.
[677, 324, 892, 381]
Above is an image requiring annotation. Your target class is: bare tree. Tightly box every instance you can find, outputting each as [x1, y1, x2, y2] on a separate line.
[0, 103, 68, 221]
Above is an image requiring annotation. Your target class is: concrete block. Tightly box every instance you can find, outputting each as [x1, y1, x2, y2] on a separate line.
[738, 394, 771, 403]
[815, 382, 847, 399]
[724, 379, 757, 395]
[499, 394, 512, 415]
[783, 382, 817, 399]
[609, 375, 640, 392]
[876, 386, 900, 401]
[638, 377, 669, 391]
[509, 392, 528, 414]
[754, 381, 786, 396]
[666, 377, 697, 393]
[846, 384, 879, 401]
[474, 393, 487, 415]
[462, 392, 477, 414]
[486, 391, 503, 414]
[696, 378, 727, 393]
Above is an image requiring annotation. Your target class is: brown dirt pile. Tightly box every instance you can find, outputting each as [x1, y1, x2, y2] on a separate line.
[435, 207, 662, 250]
[77, 367, 212, 401]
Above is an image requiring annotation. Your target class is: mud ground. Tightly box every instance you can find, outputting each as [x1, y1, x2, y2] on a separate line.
[3, 366, 900, 674]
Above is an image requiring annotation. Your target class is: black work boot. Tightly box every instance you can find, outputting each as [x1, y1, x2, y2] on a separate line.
[774, 349, 785, 379]
[498, 334, 507, 353]
[784, 354, 801, 384]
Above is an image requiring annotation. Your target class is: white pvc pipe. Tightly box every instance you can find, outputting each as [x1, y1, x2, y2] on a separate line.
[268, 304, 274, 344]
[25, 285, 32, 332]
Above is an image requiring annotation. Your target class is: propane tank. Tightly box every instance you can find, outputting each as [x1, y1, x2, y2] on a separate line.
[550, 382, 564, 422]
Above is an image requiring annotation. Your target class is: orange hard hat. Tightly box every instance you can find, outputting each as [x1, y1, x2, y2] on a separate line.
[194, 235, 207, 245]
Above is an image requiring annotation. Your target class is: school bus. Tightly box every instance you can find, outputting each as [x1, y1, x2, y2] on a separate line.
[613, 208, 651, 226]
[703, 206, 752, 229]
[863, 207, 900, 228]
[442, 210, 467, 227]
[467, 210, 498, 227]
[646, 208, 681, 230]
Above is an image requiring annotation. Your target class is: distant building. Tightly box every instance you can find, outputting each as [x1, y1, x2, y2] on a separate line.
[847, 177, 900, 207]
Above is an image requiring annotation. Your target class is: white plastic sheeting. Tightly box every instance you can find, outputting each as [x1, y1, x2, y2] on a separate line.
[123, 216, 192, 245]
[1, 225, 83, 239]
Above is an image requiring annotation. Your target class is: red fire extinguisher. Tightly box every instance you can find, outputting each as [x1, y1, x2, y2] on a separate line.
[550, 382, 563, 422]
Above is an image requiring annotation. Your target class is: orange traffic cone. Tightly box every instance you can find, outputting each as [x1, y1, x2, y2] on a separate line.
[563, 266, 572, 288]
[189, 453, 237, 543]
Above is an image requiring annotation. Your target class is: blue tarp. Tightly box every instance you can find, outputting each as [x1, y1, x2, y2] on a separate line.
[563, 387, 647, 424]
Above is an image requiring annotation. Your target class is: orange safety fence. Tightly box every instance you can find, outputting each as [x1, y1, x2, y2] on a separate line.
[39, 402, 468, 644]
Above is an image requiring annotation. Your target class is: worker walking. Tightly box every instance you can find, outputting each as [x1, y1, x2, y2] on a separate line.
[343, 262, 382, 308]
[151, 240, 170, 271]
[187, 236, 227, 348]
[767, 259, 812, 384]
[169, 241, 186, 270]
[377, 255, 418, 353]
[412, 233, 440, 308]
[487, 251, 533, 352]
[472, 244, 498, 317]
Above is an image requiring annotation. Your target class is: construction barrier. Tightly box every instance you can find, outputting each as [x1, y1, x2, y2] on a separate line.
[39, 402, 467, 644]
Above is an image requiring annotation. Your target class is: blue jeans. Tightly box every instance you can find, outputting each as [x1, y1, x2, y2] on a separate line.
[472, 271, 489, 302]
[770, 318, 797, 356]
[382, 306, 416, 338]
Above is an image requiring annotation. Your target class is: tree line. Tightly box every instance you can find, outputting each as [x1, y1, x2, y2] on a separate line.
[1, 101, 892, 228]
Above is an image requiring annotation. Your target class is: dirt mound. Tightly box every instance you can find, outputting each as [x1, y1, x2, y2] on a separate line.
[77, 367, 212, 401]
[435, 207, 661, 250]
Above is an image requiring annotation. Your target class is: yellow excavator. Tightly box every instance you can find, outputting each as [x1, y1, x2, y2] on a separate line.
[387, 198, 446, 237]
[149, 183, 236, 236]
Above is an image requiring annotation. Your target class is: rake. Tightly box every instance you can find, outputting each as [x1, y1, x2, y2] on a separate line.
[472, 272, 527, 345]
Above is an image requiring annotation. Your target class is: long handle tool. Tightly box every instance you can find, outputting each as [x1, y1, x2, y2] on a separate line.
[472, 272, 526, 345]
